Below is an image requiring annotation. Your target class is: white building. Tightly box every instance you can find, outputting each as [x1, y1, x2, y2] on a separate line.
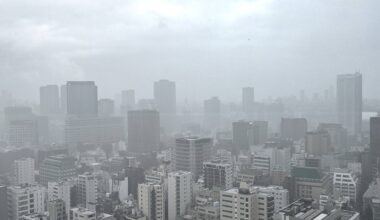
[253, 186, 289, 212]
[8, 185, 46, 220]
[70, 207, 96, 220]
[13, 157, 35, 185]
[220, 183, 275, 220]
[333, 168, 358, 202]
[48, 181, 72, 218]
[138, 182, 166, 220]
[168, 171, 192, 220]
[77, 174, 98, 211]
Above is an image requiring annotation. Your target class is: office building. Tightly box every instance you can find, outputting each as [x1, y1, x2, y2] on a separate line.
[138, 182, 166, 220]
[70, 207, 96, 220]
[203, 160, 233, 190]
[249, 121, 268, 145]
[121, 90, 135, 115]
[154, 79, 176, 133]
[318, 123, 348, 153]
[66, 81, 98, 116]
[203, 96, 221, 131]
[40, 85, 60, 115]
[291, 166, 332, 202]
[127, 110, 160, 153]
[13, 157, 35, 185]
[233, 120, 268, 152]
[77, 174, 98, 211]
[5, 106, 49, 147]
[370, 116, 380, 179]
[168, 171, 192, 220]
[60, 85, 67, 114]
[0, 186, 7, 220]
[98, 98, 114, 116]
[242, 87, 255, 114]
[280, 118, 307, 141]
[39, 155, 76, 186]
[220, 183, 274, 220]
[7, 185, 46, 220]
[333, 168, 358, 202]
[254, 186, 289, 212]
[305, 131, 331, 156]
[48, 181, 72, 218]
[64, 116, 124, 144]
[48, 199, 66, 220]
[363, 178, 380, 220]
[175, 137, 212, 180]
[336, 73, 362, 135]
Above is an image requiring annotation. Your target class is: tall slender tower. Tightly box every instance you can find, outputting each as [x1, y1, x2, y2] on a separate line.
[154, 79, 176, 133]
[336, 73, 362, 135]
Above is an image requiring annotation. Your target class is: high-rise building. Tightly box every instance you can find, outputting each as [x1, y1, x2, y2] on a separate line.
[154, 79, 176, 133]
[60, 85, 67, 114]
[127, 110, 160, 153]
[121, 90, 135, 115]
[333, 168, 358, 202]
[336, 73, 362, 135]
[203, 160, 233, 190]
[168, 171, 192, 220]
[66, 81, 98, 116]
[220, 183, 274, 220]
[7, 185, 46, 220]
[13, 157, 35, 185]
[305, 131, 331, 156]
[253, 186, 289, 212]
[138, 182, 166, 220]
[175, 137, 212, 180]
[48, 199, 66, 220]
[40, 85, 60, 115]
[242, 87, 254, 114]
[203, 96, 221, 131]
[98, 98, 114, 116]
[318, 123, 348, 153]
[363, 178, 380, 220]
[5, 106, 49, 147]
[77, 174, 98, 211]
[39, 155, 76, 186]
[48, 181, 72, 218]
[370, 116, 380, 178]
[64, 116, 124, 144]
[0, 186, 7, 220]
[232, 120, 268, 151]
[280, 118, 308, 141]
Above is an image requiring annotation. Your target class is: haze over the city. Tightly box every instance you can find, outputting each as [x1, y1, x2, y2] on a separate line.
[1, 0, 380, 101]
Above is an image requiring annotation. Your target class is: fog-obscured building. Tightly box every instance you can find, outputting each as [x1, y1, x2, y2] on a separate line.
[66, 81, 98, 116]
[127, 110, 160, 153]
[280, 118, 307, 141]
[40, 85, 60, 115]
[336, 73, 362, 135]
[154, 79, 176, 134]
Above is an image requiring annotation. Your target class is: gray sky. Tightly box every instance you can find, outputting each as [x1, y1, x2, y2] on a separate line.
[0, 0, 379, 102]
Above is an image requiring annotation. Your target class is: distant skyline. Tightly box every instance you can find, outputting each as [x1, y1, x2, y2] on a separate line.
[1, 0, 379, 102]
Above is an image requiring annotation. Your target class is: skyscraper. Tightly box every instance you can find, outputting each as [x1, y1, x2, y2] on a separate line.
[168, 171, 192, 220]
[203, 96, 221, 131]
[121, 90, 135, 112]
[127, 110, 160, 153]
[154, 79, 176, 133]
[66, 81, 98, 116]
[242, 87, 254, 114]
[280, 118, 308, 141]
[175, 137, 212, 180]
[40, 85, 60, 115]
[98, 98, 114, 116]
[370, 116, 380, 178]
[13, 158, 35, 185]
[336, 73, 362, 135]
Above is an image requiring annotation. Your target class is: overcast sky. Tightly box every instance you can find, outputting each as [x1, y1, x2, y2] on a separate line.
[0, 0, 379, 102]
